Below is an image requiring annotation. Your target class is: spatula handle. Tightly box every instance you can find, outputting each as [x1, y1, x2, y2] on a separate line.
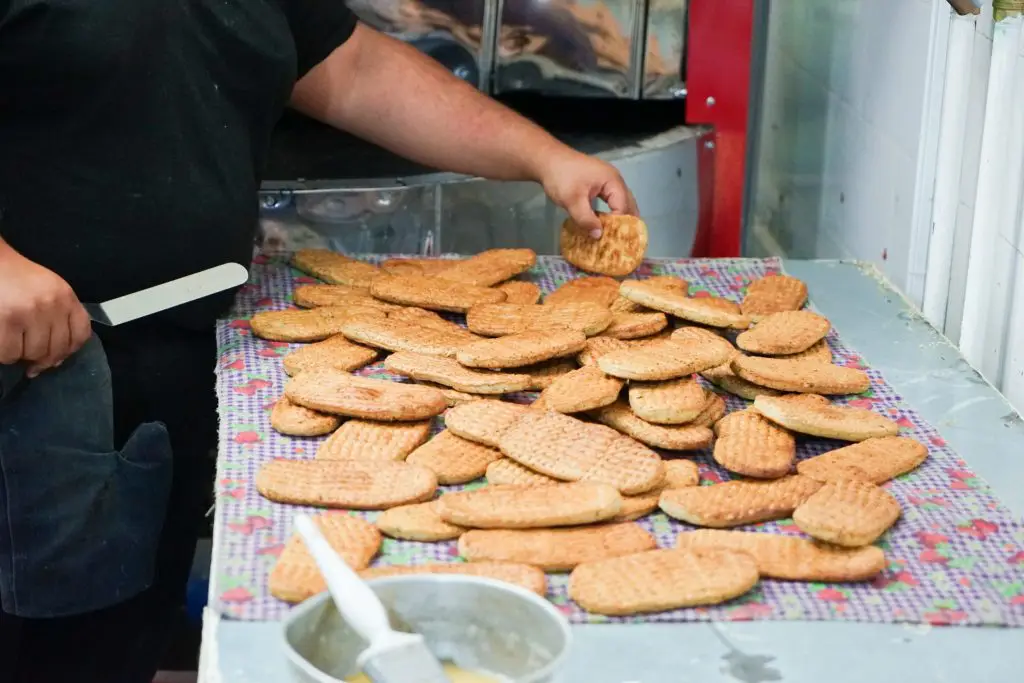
[294, 515, 394, 644]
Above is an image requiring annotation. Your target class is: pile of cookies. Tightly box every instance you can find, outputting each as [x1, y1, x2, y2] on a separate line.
[247, 214, 928, 617]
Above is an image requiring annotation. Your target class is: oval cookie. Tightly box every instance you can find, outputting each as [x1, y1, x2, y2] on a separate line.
[284, 368, 447, 421]
[568, 548, 759, 615]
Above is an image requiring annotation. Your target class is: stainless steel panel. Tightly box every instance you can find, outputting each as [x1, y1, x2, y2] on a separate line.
[258, 124, 704, 259]
[643, 0, 687, 99]
[492, 0, 643, 98]
[258, 184, 440, 257]
[346, 0, 492, 88]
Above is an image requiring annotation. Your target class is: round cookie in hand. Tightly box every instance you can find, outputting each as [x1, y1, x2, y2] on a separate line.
[560, 213, 648, 277]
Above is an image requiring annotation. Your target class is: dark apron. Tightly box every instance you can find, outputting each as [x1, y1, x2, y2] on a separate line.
[0, 335, 173, 618]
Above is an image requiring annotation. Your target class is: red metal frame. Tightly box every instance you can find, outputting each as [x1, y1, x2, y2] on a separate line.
[686, 0, 755, 258]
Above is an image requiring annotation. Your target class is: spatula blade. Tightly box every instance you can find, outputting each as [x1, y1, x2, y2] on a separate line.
[87, 262, 249, 326]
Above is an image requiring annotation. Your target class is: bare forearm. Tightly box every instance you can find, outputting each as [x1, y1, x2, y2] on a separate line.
[0, 236, 15, 260]
[291, 25, 569, 182]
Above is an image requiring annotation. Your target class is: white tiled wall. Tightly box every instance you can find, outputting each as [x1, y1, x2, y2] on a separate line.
[748, 0, 941, 300]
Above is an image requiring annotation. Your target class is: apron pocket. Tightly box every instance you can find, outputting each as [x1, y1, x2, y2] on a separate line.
[0, 421, 173, 618]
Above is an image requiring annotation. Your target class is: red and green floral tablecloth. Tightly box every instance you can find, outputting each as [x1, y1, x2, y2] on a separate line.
[211, 255, 1024, 626]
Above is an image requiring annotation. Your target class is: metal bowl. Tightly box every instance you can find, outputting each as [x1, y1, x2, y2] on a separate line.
[282, 575, 572, 683]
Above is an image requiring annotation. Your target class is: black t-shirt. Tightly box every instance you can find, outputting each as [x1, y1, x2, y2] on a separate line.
[0, 0, 357, 327]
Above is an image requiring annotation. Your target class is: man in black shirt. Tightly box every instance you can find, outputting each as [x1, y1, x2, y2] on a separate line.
[0, 1, 637, 681]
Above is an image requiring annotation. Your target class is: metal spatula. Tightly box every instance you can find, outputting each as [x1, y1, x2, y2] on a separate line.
[0, 262, 250, 396]
[293, 515, 452, 683]
[85, 262, 249, 326]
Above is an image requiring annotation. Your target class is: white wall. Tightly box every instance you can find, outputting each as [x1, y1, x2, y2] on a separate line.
[748, 0, 943, 301]
[749, 1, 1024, 409]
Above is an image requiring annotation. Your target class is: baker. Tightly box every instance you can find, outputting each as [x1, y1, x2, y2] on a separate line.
[0, 2, 638, 681]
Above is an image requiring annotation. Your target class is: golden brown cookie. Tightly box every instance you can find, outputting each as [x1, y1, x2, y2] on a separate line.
[619, 281, 750, 329]
[282, 335, 379, 376]
[290, 249, 382, 288]
[284, 369, 447, 421]
[712, 409, 795, 479]
[386, 306, 475, 336]
[315, 420, 432, 461]
[611, 275, 689, 313]
[593, 400, 714, 451]
[627, 377, 707, 424]
[597, 337, 733, 381]
[753, 394, 899, 441]
[793, 480, 901, 547]
[537, 365, 624, 413]
[370, 273, 506, 313]
[701, 357, 785, 401]
[690, 391, 728, 428]
[731, 355, 871, 395]
[495, 280, 542, 305]
[376, 501, 466, 542]
[384, 351, 533, 395]
[736, 310, 831, 356]
[405, 429, 504, 484]
[340, 316, 477, 357]
[786, 339, 833, 363]
[444, 399, 529, 448]
[560, 213, 648, 277]
[459, 523, 656, 571]
[568, 548, 759, 615]
[741, 274, 809, 321]
[437, 248, 537, 286]
[380, 258, 458, 277]
[664, 459, 701, 488]
[466, 302, 612, 337]
[457, 329, 588, 369]
[518, 359, 578, 390]
[497, 409, 666, 495]
[256, 459, 438, 509]
[293, 284, 400, 311]
[485, 458, 559, 486]
[796, 436, 928, 484]
[269, 397, 340, 437]
[602, 311, 669, 340]
[675, 529, 886, 582]
[420, 382, 484, 407]
[659, 475, 822, 527]
[269, 513, 381, 603]
[670, 325, 737, 354]
[544, 276, 621, 307]
[610, 460, 699, 522]
[250, 306, 384, 343]
[436, 483, 623, 529]
[577, 336, 630, 366]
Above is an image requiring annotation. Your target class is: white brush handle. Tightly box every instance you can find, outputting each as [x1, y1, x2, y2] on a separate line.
[294, 515, 394, 645]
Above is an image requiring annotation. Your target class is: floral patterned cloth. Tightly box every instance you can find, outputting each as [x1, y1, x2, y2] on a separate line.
[211, 255, 1024, 625]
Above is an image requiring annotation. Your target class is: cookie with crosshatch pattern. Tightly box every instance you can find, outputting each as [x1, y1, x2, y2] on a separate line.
[793, 480, 901, 547]
[675, 529, 886, 582]
[269, 396, 340, 437]
[458, 522, 656, 571]
[436, 482, 623, 529]
[497, 409, 665, 495]
[560, 213, 648, 277]
[269, 513, 381, 603]
[568, 548, 759, 615]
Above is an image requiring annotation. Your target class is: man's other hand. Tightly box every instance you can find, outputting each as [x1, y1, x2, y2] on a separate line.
[0, 246, 92, 377]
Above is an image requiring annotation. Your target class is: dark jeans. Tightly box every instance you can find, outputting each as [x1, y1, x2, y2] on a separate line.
[0, 324, 216, 683]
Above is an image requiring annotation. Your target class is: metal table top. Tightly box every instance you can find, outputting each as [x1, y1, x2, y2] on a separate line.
[198, 259, 1024, 683]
